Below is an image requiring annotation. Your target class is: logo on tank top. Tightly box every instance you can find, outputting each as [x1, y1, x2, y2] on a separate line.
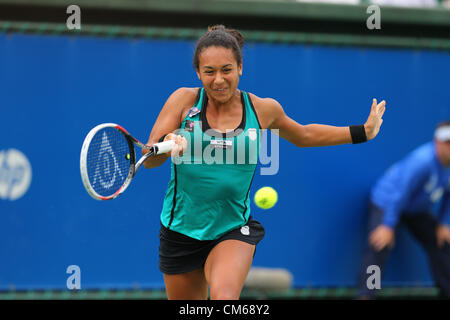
[188, 107, 200, 118]
[248, 128, 257, 141]
[184, 120, 195, 132]
[210, 139, 232, 149]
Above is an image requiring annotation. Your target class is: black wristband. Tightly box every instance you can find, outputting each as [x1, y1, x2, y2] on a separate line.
[349, 125, 367, 144]
[158, 134, 167, 143]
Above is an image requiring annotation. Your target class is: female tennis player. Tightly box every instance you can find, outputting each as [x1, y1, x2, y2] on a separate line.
[142, 25, 386, 300]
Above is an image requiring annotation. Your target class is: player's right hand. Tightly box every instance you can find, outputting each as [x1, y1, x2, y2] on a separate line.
[164, 133, 187, 158]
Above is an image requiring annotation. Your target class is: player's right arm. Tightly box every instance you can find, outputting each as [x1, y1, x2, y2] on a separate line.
[142, 87, 197, 169]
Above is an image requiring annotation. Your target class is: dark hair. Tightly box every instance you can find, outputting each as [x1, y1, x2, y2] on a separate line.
[436, 121, 450, 129]
[193, 25, 244, 70]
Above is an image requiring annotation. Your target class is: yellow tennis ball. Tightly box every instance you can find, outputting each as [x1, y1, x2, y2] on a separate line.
[254, 186, 278, 209]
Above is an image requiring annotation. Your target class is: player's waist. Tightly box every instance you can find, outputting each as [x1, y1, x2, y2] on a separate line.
[162, 203, 249, 240]
[175, 165, 255, 198]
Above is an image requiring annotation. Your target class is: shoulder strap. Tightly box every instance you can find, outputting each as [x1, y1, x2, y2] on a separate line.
[242, 91, 262, 129]
[183, 88, 204, 122]
[194, 88, 204, 111]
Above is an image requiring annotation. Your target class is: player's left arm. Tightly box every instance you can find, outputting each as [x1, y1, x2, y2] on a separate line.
[261, 98, 386, 147]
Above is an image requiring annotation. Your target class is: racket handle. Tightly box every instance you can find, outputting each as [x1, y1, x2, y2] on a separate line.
[153, 140, 175, 155]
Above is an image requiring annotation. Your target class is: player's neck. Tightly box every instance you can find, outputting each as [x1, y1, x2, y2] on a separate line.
[207, 90, 240, 115]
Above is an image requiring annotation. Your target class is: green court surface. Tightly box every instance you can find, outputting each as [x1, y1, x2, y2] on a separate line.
[0, 287, 440, 300]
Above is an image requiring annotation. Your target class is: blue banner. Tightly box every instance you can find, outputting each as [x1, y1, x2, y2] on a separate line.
[1, 33, 449, 290]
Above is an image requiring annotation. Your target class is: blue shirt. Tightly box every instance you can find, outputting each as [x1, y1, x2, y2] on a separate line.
[371, 142, 450, 228]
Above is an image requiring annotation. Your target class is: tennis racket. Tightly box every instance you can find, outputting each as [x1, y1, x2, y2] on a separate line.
[80, 123, 174, 200]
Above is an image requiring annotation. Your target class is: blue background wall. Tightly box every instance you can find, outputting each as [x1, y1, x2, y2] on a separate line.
[0, 33, 449, 290]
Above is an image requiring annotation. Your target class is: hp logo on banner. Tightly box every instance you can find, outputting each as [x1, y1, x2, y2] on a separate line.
[0, 149, 32, 200]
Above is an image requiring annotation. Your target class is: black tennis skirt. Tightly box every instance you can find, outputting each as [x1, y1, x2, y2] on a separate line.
[159, 217, 265, 274]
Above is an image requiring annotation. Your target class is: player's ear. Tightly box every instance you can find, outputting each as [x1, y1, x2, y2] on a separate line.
[196, 69, 201, 80]
[238, 63, 243, 76]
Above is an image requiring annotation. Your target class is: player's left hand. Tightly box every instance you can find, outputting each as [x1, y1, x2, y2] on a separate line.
[369, 225, 395, 252]
[436, 224, 450, 248]
[364, 98, 386, 140]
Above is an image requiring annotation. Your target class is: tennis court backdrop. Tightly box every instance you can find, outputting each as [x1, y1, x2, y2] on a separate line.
[1, 31, 449, 291]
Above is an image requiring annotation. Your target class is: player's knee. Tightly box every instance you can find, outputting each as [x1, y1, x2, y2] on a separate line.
[209, 284, 240, 300]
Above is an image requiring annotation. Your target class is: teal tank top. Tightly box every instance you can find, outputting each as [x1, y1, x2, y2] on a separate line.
[160, 88, 262, 240]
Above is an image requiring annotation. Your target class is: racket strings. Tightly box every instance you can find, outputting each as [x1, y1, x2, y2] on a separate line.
[86, 127, 131, 197]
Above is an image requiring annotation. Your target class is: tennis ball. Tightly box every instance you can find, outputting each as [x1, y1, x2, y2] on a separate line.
[254, 186, 278, 209]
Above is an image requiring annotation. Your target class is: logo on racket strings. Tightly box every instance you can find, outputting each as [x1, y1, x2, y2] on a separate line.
[92, 132, 125, 189]
[0, 149, 32, 201]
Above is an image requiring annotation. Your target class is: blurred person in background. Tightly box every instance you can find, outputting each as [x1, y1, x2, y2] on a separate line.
[370, 0, 437, 7]
[296, 0, 437, 6]
[356, 121, 450, 299]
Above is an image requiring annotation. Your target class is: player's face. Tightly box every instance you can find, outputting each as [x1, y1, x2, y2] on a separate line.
[436, 140, 450, 166]
[196, 46, 242, 104]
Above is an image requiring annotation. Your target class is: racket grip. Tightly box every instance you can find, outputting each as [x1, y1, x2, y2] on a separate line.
[153, 140, 175, 155]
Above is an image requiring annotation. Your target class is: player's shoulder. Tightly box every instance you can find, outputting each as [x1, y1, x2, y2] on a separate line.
[169, 87, 200, 104]
[165, 87, 200, 115]
[246, 92, 282, 109]
[167, 87, 201, 121]
[246, 92, 284, 128]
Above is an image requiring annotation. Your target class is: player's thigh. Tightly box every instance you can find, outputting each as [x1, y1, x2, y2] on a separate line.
[163, 268, 208, 300]
[204, 240, 255, 300]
